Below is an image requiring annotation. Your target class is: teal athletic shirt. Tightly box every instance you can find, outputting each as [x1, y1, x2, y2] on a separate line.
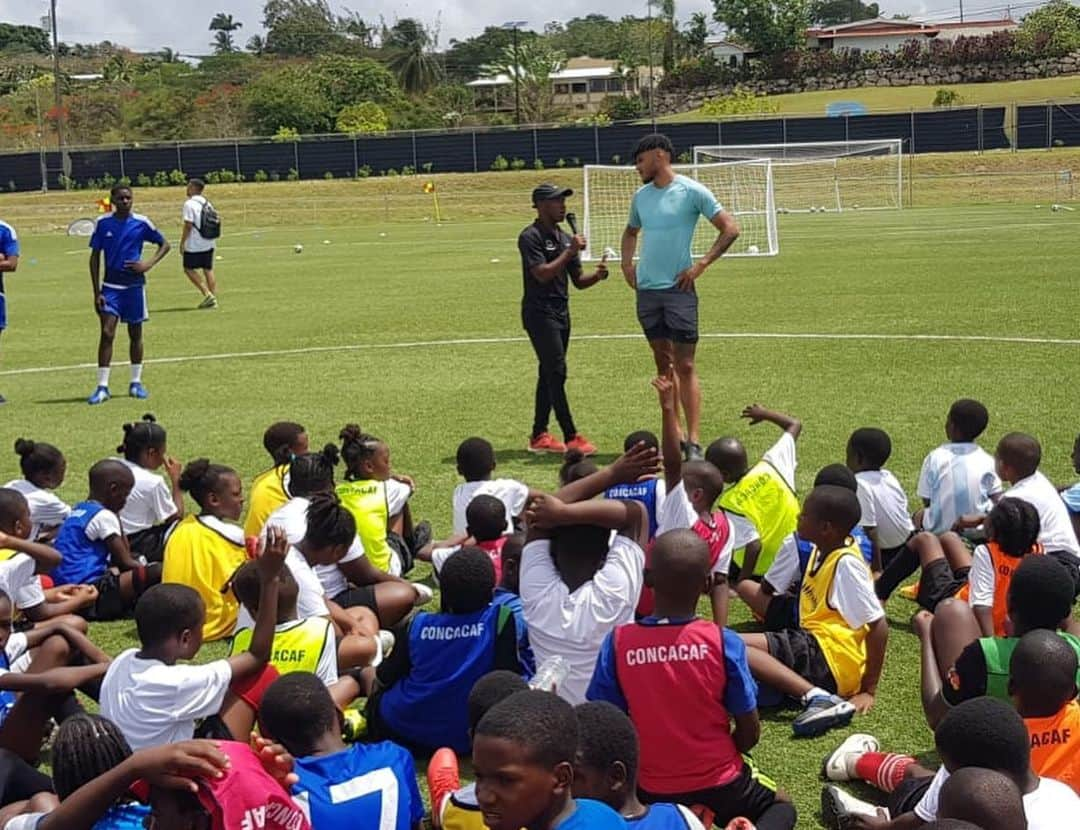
[628, 174, 722, 291]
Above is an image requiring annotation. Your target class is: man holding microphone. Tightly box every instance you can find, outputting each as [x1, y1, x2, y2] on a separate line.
[519, 183, 608, 455]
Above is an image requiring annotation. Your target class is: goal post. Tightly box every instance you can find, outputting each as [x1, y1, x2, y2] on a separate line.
[693, 140, 903, 213]
[581, 159, 778, 262]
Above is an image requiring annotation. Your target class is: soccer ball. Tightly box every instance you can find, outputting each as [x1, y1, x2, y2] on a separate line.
[294, 244, 303, 254]
[747, 244, 760, 254]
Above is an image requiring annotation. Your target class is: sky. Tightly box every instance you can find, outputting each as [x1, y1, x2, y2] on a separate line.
[0, 0, 1041, 56]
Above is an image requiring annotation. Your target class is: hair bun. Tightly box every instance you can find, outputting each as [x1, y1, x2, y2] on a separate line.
[339, 424, 362, 444]
[141, 413, 157, 423]
[320, 444, 341, 466]
[13, 438, 34, 456]
[178, 458, 211, 493]
[563, 448, 585, 464]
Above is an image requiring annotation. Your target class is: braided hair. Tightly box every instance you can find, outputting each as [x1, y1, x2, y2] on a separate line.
[52, 714, 134, 800]
[178, 458, 236, 508]
[304, 492, 356, 549]
[288, 445, 340, 497]
[117, 414, 166, 462]
[988, 497, 1041, 557]
[339, 424, 382, 480]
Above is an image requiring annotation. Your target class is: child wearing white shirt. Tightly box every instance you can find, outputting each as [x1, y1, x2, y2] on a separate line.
[453, 437, 530, 536]
[846, 427, 915, 579]
[113, 414, 184, 562]
[7, 438, 70, 542]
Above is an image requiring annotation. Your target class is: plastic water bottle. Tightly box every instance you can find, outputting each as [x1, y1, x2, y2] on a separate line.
[530, 656, 570, 693]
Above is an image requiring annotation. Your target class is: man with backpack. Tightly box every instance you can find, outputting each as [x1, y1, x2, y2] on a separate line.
[180, 178, 221, 309]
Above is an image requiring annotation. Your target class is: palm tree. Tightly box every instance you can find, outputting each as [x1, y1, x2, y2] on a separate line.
[103, 53, 134, 84]
[209, 12, 243, 54]
[158, 47, 181, 63]
[246, 34, 267, 56]
[484, 41, 565, 123]
[385, 19, 442, 94]
[660, 0, 676, 71]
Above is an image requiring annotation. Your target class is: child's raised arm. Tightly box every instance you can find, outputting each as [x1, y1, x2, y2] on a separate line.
[741, 404, 803, 441]
[652, 370, 683, 494]
[553, 443, 661, 505]
[527, 495, 648, 550]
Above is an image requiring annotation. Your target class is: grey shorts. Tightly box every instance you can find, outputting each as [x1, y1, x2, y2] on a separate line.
[636, 287, 699, 344]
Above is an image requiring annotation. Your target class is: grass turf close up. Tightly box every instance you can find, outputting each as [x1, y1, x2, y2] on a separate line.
[0, 194, 1077, 827]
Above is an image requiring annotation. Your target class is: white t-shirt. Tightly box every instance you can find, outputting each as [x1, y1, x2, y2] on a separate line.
[115, 459, 176, 536]
[3, 480, 70, 542]
[855, 470, 915, 550]
[236, 546, 330, 631]
[967, 543, 999, 608]
[84, 507, 123, 543]
[261, 497, 365, 601]
[99, 649, 232, 751]
[656, 481, 760, 578]
[763, 532, 801, 594]
[452, 479, 529, 536]
[917, 443, 1003, 535]
[520, 534, 644, 705]
[915, 766, 1080, 825]
[182, 195, 215, 253]
[1008, 471, 1080, 560]
[827, 553, 886, 629]
[762, 432, 798, 490]
[0, 554, 44, 612]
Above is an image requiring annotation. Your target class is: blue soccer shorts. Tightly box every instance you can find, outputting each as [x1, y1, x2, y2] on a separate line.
[100, 284, 148, 324]
[0, 293, 6, 330]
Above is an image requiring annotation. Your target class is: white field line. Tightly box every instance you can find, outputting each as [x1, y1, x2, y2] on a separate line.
[3, 330, 1079, 378]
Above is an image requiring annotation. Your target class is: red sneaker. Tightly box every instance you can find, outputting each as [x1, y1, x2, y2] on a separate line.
[565, 434, 597, 456]
[427, 747, 461, 828]
[528, 432, 567, 454]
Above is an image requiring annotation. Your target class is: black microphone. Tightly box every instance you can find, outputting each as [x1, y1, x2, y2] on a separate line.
[566, 212, 579, 235]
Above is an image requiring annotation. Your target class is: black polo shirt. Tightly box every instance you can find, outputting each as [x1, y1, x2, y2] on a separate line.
[518, 221, 581, 317]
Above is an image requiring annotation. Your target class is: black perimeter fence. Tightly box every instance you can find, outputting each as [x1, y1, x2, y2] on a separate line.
[0, 102, 1078, 193]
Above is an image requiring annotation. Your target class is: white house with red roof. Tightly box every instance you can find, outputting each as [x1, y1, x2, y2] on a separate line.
[806, 17, 1018, 53]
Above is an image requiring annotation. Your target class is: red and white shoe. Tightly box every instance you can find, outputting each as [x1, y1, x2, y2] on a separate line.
[528, 432, 567, 454]
[427, 748, 461, 829]
[565, 434, 597, 456]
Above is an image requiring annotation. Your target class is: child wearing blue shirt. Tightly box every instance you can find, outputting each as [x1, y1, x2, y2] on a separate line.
[0, 219, 19, 403]
[87, 185, 170, 405]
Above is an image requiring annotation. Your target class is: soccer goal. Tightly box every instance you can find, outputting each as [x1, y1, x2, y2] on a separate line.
[581, 159, 778, 262]
[692, 140, 903, 213]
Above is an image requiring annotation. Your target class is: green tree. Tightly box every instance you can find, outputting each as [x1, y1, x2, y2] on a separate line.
[809, 0, 879, 25]
[244, 64, 334, 133]
[712, 0, 810, 55]
[336, 101, 389, 134]
[103, 53, 135, 83]
[1018, 0, 1080, 56]
[0, 23, 51, 55]
[684, 12, 710, 58]
[209, 12, 243, 54]
[484, 40, 566, 123]
[263, 0, 344, 56]
[337, 11, 378, 48]
[122, 86, 196, 140]
[309, 55, 400, 110]
[657, 0, 677, 71]
[444, 26, 532, 81]
[547, 15, 621, 58]
[385, 19, 442, 93]
[245, 34, 266, 55]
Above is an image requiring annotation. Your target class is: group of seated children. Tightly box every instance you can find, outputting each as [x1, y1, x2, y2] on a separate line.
[0, 381, 1075, 830]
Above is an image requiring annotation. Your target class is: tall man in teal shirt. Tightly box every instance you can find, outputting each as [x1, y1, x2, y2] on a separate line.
[620, 134, 740, 461]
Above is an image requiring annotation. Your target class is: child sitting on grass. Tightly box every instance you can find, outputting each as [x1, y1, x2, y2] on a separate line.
[652, 370, 759, 625]
[260, 672, 424, 828]
[605, 430, 666, 541]
[846, 427, 914, 576]
[588, 529, 795, 830]
[99, 528, 286, 751]
[52, 460, 160, 621]
[422, 495, 511, 583]
[244, 420, 308, 538]
[453, 437, 530, 536]
[707, 404, 802, 578]
[113, 415, 183, 563]
[367, 546, 524, 754]
[471, 689, 626, 830]
[1009, 629, 1080, 794]
[162, 459, 248, 642]
[6, 438, 70, 542]
[740, 485, 888, 737]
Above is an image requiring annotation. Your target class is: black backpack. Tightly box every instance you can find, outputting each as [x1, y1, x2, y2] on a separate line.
[197, 198, 222, 240]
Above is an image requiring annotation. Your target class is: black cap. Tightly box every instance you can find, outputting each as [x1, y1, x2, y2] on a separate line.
[531, 183, 573, 205]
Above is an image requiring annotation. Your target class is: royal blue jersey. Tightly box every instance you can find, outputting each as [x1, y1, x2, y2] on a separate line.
[0, 221, 18, 295]
[493, 586, 536, 678]
[796, 528, 873, 572]
[293, 742, 423, 830]
[558, 799, 627, 829]
[606, 479, 661, 539]
[378, 603, 513, 753]
[629, 803, 700, 830]
[52, 500, 112, 585]
[0, 647, 16, 726]
[90, 213, 165, 287]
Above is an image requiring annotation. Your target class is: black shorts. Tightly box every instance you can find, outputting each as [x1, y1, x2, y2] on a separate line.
[916, 559, 970, 612]
[763, 593, 798, 632]
[332, 585, 378, 613]
[639, 758, 787, 828]
[887, 775, 934, 817]
[128, 521, 177, 564]
[636, 287, 699, 344]
[81, 570, 129, 622]
[1048, 550, 1080, 600]
[183, 250, 215, 270]
[764, 629, 837, 694]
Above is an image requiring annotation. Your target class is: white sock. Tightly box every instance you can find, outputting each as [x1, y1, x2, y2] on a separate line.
[130, 364, 143, 384]
[97, 367, 110, 388]
[803, 686, 831, 704]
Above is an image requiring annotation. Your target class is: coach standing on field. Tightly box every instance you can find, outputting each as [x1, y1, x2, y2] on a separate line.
[519, 183, 608, 456]
[621, 133, 740, 461]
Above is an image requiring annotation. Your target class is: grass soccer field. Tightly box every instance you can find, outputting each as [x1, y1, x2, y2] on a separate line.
[0, 181, 1078, 827]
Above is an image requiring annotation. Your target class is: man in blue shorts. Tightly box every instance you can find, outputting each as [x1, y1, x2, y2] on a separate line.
[0, 219, 20, 404]
[88, 185, 171, 405]
[620, 134, 740, 461]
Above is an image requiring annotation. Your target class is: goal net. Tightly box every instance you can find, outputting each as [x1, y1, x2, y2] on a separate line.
[693, 140, 903, 213]
[581, 159, 778, 262]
